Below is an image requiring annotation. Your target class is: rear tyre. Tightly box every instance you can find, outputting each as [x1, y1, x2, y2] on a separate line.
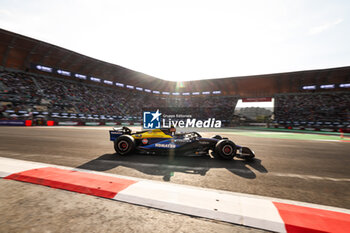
[114, 135, 135, 155]
[215, 140, 236, 160]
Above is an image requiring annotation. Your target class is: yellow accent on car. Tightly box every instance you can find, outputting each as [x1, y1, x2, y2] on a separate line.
[132, 129, 173, 139]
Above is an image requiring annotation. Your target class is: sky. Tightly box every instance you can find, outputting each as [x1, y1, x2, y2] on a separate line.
[0, 0, 349, 81]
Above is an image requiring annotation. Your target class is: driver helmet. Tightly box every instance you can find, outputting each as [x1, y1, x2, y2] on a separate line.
[169, 125, 176, 134]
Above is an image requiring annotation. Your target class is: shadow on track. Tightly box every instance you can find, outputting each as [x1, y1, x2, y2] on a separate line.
[76, 153, 268, 181]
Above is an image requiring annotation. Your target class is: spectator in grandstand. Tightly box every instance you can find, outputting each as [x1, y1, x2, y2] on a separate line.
[274, 93, 350, 126]
[0, 70, 240, 124]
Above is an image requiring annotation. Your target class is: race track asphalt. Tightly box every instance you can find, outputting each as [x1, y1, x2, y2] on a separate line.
[0, 126, 349, 209]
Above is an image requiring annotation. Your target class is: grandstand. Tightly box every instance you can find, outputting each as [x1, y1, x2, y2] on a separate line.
[274, 92, 350, 128]
[0, 28, 349, 129]
[0, 70, 238, 123]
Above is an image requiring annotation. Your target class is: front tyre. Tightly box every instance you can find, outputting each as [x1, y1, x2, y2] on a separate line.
[114, 135, 135, 155]
[215, 140, 236, 160]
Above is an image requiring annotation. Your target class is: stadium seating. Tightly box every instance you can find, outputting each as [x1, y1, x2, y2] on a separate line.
[274, 93, 350, 129]
[1, 70, 349, 130]
[0, 71, 238, 123]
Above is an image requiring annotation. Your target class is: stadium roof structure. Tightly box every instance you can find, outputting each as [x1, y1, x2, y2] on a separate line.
[0, 28, 173, 91]
[1, 28, 349, 97]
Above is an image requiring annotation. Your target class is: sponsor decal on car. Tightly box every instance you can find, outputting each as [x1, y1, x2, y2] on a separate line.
[199, 141, 210, 144]
[110, 132, 122, 135]
[155, 143, 176, 149]
[174, 139, 189, 143]
[142, 138, 148, 144]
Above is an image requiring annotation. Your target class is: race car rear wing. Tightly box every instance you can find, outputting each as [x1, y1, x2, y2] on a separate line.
[109, 130, 123, 141]
[109, 126, 132, 141]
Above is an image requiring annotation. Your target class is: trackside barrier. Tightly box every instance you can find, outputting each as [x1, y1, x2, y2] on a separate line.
[105, 122, 118, 126]
[46, 120, 54, 126]
[274, 125, 341, 132]
[85, 122, 100, 126]
[0, 120, 31, 126]
[0, 120, 144, 127]
[305, 128, 316, 131]
[320, 128, 335, 132]
[0, 157, 349, 233]
[57, 121, 79, 126]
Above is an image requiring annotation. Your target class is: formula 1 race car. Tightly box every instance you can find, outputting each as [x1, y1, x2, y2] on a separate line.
[109, 126, 255, 161]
